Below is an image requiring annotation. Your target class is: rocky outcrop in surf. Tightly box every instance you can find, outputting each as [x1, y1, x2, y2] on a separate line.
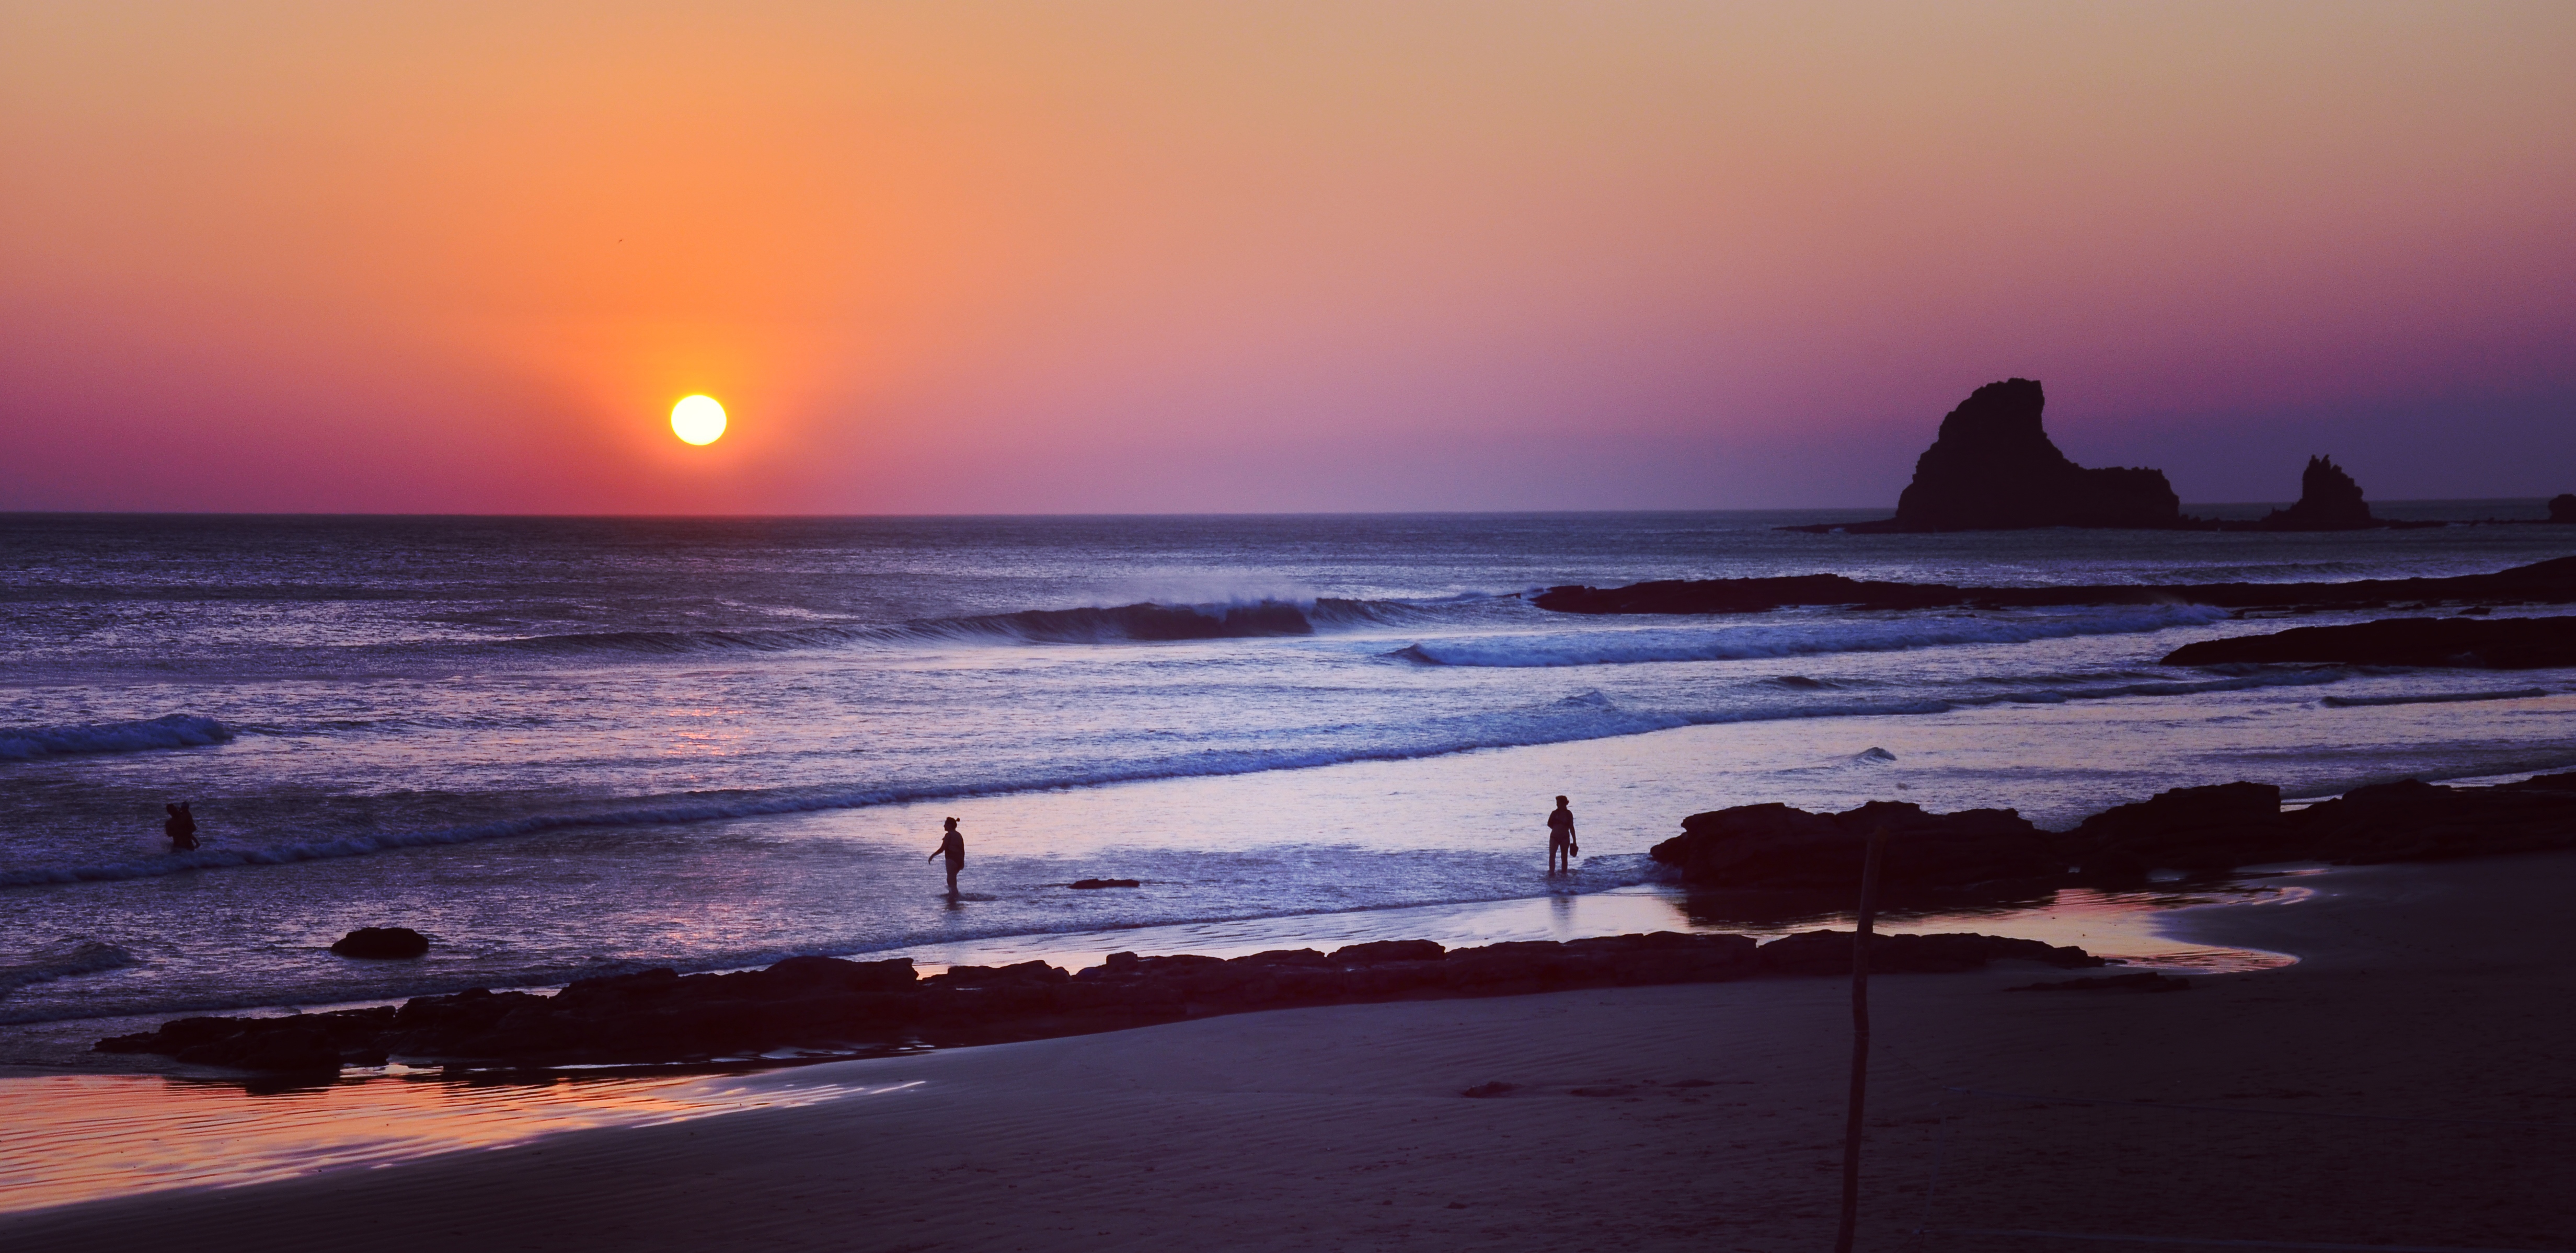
[2551, 494, 2576, 524]
[330, 927, 431, 959]
[1530, 556, 2576, 616]
[2160, 615, 2576, 669]
[1645, 800, 2064, 906]
[1655, 774, 2576, 894]
[1824, 379, 2183, 533]
[95, 929, 2099, 1073]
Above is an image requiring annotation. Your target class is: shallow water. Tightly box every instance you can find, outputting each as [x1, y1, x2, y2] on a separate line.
[2, 511, 2569, 1033]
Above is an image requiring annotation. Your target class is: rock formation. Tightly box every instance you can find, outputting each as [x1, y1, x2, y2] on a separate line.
[1837, 379, 2182, 532]
[2251, 455, 2376, 530]
[2068, 782, 2292, 878]
[2160, 615, 2576, 669]
[1654, 775, 2576, 893]
[2551, 493, 2575, 523]
[329, 927, 430, 959]
[1647, 799, 2063, 903]
[94, 929, 2101, 1073]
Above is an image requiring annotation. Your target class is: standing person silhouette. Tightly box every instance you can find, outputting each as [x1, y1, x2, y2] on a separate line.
[928, 817, 966, 896]
[1546, 796, 1578, 874]
[164, 802, 198, 852]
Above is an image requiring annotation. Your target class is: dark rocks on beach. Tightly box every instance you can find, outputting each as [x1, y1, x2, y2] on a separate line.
[96, 1006, 396, 1072]
[1528, 556, 2576, 616]
[104, 929, 2031, 1073]
[1649, 800, 2065, 901]
[2071, 782, 2294, 878]
[1827, 379, 2183, 533]
[1659, 774, 2576, 893]
[1753, 930, 2102, 975]
[2160, 615, 2576, 669]
[329, 927, 430, 959]
[2290, 775, 2576, 864]
[1067, 878, 1141, 889]
[2250, 455, 2377, 531]
[2552, 494, 2576, 523]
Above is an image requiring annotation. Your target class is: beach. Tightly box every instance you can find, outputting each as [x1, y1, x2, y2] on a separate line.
[7, 850, 2569, 1251]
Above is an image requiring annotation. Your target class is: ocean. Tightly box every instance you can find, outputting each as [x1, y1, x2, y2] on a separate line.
[4, 508, 2573, 1045]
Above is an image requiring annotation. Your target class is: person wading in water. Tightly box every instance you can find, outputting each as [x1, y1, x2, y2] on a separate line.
[928, 817, 967, 896]
[1546, 795, 1578, 874]
[164, 802, 199, 853]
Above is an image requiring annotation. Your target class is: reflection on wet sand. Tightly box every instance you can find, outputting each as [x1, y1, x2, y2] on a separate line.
[886, 876, 2305, 978]
[0, 1071, 910, 1215]
[0, 873, 2295, 1216]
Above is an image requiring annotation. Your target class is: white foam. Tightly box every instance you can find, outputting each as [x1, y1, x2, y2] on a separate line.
[0, 715, 234, 761]
[1389, 605, 2233, 668]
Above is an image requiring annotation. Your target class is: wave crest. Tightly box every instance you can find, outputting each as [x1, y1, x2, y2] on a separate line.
[500, 596, 1448, 656]
[0, 941, 139, 998]
[0, 714, 235, 761]
[1390, 605, 2232, 668]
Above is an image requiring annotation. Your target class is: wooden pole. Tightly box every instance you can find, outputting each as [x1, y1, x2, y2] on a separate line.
[1834, 826, 1889, 1253]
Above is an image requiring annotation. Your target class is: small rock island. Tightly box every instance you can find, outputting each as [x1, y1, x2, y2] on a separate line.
[1832, 378, 2182, 533]
[2239, 454, 2380, 531]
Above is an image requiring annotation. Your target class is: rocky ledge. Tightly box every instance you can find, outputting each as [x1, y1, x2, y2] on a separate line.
[2160, 615, 2576, 669]
[95, 929, 2095, 1074]
[1528, 556, 2576, 616]
[1654, 773, 2576, 892]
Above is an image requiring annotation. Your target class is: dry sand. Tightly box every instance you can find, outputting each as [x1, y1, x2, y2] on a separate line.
[8, 853, 2572, 1252]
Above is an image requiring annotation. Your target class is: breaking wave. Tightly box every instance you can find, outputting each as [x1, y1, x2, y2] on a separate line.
[0, 667, 2353, 890]
[498, 597, 1447, 656]
[2321, 687, 2551, 708]
[1388, 605, 2233, 668]
[0, 714, 235, 761]
[0, 941, 139, 998]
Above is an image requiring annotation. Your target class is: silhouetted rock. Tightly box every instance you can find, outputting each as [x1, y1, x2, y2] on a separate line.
[1649, 800, 2066, 900]
[1753, 930, 2101, 975]
[2253, 455, 2376, 530]
[2161, 616, 2576, 669]
[97, 1005, 396, 1072]
[2071, 783, 2292, 877]
[1067, 878, 1140, 889]
[2285, 775, 2576, 863]
[1530, 556, 2576, 616]
[86, 932, 1801, 1073]
[329, 927, 430, 959]
[2551, 494, 2576, 523]
[1827, 380, 2181, 532]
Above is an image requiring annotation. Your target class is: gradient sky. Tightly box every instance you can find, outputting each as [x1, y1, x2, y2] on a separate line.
[6, 1, 2573, 514]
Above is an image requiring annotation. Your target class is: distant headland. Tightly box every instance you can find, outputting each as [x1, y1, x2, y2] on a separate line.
[1792, 378, 2547, 534]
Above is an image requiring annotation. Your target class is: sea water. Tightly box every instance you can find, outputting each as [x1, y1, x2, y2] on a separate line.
[4, 509, 2573, 1044]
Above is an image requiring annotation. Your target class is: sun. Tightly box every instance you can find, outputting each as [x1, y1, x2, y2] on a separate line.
[670, 395, 727, 445]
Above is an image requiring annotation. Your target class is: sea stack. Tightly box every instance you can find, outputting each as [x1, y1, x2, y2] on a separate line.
[2550, 493, 2575, 523]
[2254, 455, 2376, 530]
[1849, 379, 2182, 532]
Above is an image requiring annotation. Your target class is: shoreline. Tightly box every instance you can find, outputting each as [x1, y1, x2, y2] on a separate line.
[5, 849, 2570, 1248]
[0, 875, 2295, 1082]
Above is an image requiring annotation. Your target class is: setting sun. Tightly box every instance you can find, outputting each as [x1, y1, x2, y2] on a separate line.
[670, 395, 727, 446]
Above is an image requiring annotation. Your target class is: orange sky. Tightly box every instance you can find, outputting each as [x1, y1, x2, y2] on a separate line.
[6, 2, 2573, 512]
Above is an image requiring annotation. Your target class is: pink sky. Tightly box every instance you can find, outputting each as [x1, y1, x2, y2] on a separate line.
[5, 2, 2572, 513]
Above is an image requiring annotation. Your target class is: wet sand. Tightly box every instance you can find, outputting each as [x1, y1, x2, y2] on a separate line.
[6, 853, 2571, 1251]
